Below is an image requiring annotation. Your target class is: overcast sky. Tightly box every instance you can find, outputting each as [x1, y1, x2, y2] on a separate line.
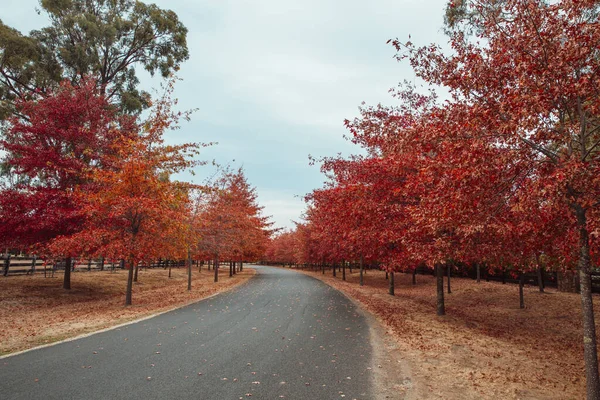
[3, 0, 449, 230]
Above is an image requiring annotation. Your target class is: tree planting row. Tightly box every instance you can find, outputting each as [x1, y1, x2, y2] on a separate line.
[263, 1, 600, 397]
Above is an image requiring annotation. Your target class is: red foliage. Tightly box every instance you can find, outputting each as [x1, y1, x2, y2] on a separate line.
[264, 1, 600, 395]
[0, 78, 134, 251]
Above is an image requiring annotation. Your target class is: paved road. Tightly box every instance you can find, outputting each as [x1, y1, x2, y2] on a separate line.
[1, 266, 376, 399]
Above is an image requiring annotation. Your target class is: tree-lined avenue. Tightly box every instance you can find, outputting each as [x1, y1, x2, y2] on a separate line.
[0, 266, 375, 399]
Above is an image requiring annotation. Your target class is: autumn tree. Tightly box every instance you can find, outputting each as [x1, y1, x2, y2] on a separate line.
[224, 169, 273, 265]
[53, 139, 198, 305]
[50, 81, 203, 305]
[394, 0, 600, 395]
[265, 230, 299, 266]
[197, 168, 272, 281]
[0, 78, 134, 288]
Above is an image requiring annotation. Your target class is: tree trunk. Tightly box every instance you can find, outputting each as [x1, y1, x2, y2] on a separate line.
[447, 264, 452, 294]
[476, 263, 481, 283]
[240, 260, 243, 272]
[214, 257, 219, 282]
[3, 253, 10, 277]
[229, 261, 233, 277]
[125, 259, 134, 306]
[63, 257, 72, 289]
[168, 260, 172, 278]
[436, 264, 445, 316]
[412, 268, 417, 285]
[333, 262, 336, 277]
[536, 254, 544, 293]
[385, 271, 388, 280]
[389, 272, 395, 296]
[134, 264, 139, 282]
[187, 249, 192, 291]
[342, 261, 346, 281]
[575, 206, 600, 399]
[519, 274, 525, 309]
[360, 255, 364, 286]
[100, 257, 105, 271]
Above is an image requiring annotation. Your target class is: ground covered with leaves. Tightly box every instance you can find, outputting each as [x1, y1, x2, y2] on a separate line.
[0, 266, 254, 356]
[295, 266, 592, 400]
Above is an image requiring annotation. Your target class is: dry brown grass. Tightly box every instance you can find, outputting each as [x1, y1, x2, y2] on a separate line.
[293, 266, 593, 400]
[0, 265, 254, 356]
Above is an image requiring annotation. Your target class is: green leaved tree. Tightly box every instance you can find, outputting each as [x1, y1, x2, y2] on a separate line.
[0, 0, 189, 118]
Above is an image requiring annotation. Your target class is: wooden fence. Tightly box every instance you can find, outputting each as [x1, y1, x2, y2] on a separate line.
[1, 256, 188, 277]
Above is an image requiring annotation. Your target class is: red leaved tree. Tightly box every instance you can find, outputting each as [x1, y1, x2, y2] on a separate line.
[395, 0, 600, 395]
[50, 82, 203, 305]
[0, 78, 135, 288]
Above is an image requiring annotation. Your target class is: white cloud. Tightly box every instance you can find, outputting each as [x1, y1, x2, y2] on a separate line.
[257, 190, 307, 230]
[5, 0, 450, 229]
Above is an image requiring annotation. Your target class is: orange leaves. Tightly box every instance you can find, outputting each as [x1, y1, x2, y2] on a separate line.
[45, 77, 207, 268]
[195, 168, 272, 261]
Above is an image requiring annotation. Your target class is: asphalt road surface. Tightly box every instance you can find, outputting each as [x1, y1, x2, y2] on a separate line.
[1, 265, 377, 399]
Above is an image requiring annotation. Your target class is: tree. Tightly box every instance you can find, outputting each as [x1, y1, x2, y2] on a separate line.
[395, 0, 600, 396]
[265, 230, 299, 267]
[224, 169, 273, 264]
[0, 0, 189, 117]
[50, 83, 203, 305]
[0, 21, 60, 120]
[52, 138, 197, 305]
[0, 78, 132, 288]
[196, 168, 273, 281]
